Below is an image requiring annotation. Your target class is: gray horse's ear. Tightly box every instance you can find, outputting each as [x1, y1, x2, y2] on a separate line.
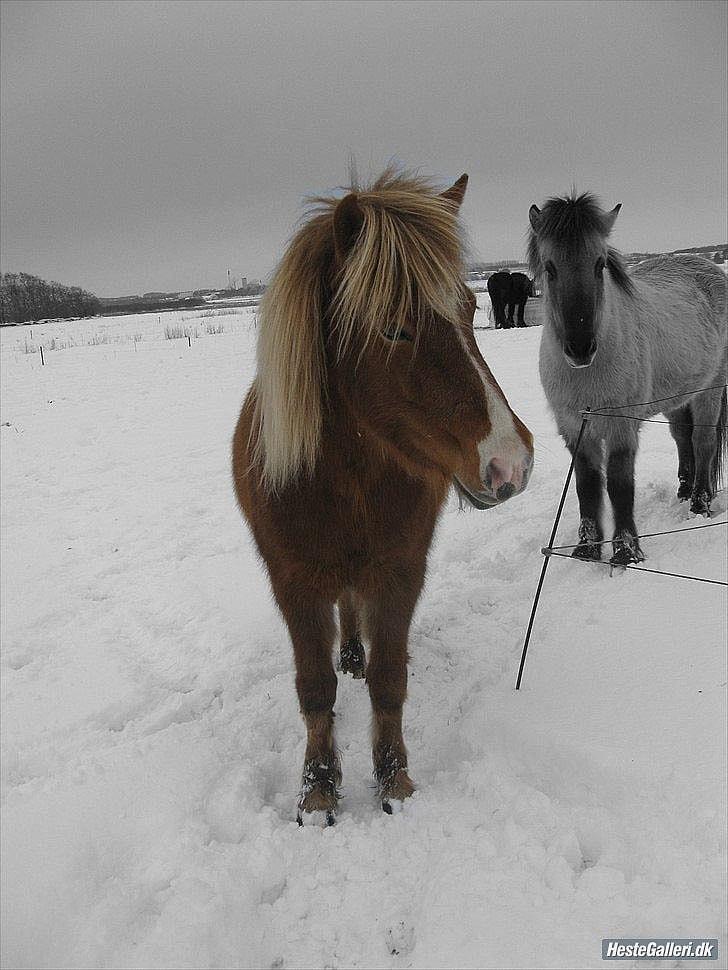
[603, 203, 621, 234]
[528, 205, 542, 232]
[333, 193, 364, 264]
[441, 174, 468, 209]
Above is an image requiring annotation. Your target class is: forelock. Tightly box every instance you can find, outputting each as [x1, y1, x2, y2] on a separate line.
[528, 192, 612, 272]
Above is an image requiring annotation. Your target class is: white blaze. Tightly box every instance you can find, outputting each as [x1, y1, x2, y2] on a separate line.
[454, 326, 531, 492]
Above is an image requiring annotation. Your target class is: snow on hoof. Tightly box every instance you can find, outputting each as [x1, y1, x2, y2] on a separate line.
[298, 785, 338, 812]
[381, 797, 405, 816]
[339, 635, 366, 679]
[297, 759, 341, 826]
[689, 490, 712, 517]
[572, 517, 602, 561]
[571, 542, 602, 561]
[377, 767, 415, 809]
[677, 479, 692, 501]
[609, 548, 638, 567]
[296, 807, 337, 827]
[609, 531, 645, 567]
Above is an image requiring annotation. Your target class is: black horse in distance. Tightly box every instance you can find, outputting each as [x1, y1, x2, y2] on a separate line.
[487, 270, 533, 328]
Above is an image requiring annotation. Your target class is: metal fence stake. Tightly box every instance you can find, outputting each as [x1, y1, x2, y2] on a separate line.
[515, 410, 589, 690]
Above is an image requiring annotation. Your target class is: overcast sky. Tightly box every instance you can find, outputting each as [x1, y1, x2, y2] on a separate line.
[1, 0, 726, 295]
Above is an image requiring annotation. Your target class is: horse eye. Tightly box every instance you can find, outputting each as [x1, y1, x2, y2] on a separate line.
[595, 257, 606, 276]
[381, 327, 413, 343]
[545, 261, 557, 280]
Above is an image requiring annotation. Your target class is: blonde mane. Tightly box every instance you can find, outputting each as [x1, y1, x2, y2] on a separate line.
[253, 168, 466, 492]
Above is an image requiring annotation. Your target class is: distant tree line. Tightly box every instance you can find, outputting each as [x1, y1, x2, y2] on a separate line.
[98, 295, 208, 315]
[0, 272, 100, 325]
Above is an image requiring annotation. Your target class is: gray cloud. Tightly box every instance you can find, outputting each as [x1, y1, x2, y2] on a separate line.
[1, 0, 725, 294]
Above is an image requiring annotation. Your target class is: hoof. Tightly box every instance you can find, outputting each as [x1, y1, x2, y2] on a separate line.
[610, 530, 645, 566]
[376, 761, 415, 810]
[677, 479, 692, 501]
[297, 809, 336, 827]
[689, 490, 712, 517]
[296, 811, 336, 826]
[297, 759, 341, 823]
[572, 517, 602, 560]
[571, 542, 602, 561]
[339, 635, 366, 679]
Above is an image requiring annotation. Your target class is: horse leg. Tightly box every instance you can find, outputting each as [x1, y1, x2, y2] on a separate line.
[667, 405, 694, 500]
[689, 387, 725, 516]
[516, 298, 527, 327]
[500, 301, 510, 327]
[505, 302, 515, 328]
[606, 444, 645, 564]
[277, 591, 340, 823]
[338, 589, 366, 679]
[570, 438, 604, 560]
[364, 579, 419, 812]
[493, 298, 504, 329]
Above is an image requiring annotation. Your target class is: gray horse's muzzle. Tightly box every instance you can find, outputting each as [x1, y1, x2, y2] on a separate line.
[564, 337, 597, 369]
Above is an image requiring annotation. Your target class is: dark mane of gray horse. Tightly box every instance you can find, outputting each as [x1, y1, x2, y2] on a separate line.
[527, 192, 634, 296]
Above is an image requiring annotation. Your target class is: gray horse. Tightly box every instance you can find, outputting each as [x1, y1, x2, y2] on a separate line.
[529, 192, 727, 565]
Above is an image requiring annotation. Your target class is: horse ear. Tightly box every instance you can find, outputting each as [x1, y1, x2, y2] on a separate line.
[528, 205, 542, 232]
[602, 203, 621, 234]
[333, 193, 364, 264]
[441, 174, 468, 209]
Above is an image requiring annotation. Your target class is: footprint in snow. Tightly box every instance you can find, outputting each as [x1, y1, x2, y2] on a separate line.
[385, 919, 415, 957]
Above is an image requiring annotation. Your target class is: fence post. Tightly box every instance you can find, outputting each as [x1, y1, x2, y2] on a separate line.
[40, 346, 45, 366]
[515, 410, 590, 690]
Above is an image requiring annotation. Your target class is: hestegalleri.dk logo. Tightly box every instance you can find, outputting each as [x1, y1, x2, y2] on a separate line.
[602, 939, 718, 960]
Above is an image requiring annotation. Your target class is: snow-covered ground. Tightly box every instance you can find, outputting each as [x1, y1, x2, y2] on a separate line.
[1, 301, 726, 969]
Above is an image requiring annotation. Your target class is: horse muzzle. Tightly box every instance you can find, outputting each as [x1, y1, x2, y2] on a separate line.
[455, 453, 533, 510]
[564, 338, 597, 369]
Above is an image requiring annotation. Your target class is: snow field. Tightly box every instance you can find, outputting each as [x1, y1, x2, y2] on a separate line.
[1, 302, 725, 968]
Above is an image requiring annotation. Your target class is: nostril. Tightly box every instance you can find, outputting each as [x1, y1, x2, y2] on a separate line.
[486, 458, 509, 493]
[564, 340, 595, 362]
[496, 482, 516, 501]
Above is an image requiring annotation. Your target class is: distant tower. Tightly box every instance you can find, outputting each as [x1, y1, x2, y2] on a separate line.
[227, 268, 231, 289]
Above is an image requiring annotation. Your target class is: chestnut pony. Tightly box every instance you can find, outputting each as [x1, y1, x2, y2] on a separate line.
[232, 169, 534, 822]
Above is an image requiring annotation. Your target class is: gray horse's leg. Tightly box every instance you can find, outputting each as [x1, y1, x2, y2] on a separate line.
[667, 404, 694, 500]
[689, 387, 725, 516]
[606, 443, 645, 565]
[570, 437, 604, 560]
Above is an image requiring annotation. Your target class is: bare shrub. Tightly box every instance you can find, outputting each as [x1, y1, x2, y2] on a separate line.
[165, 324, 198, 340]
